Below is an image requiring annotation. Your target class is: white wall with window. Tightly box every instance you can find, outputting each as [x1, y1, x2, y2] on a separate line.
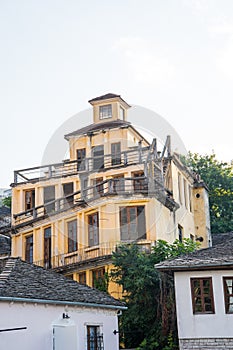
[174, 269, 233, 339]
[0, 301, 121, 350]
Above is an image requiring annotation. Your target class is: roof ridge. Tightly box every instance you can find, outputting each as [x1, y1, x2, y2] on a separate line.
[0, 258, 17, 287]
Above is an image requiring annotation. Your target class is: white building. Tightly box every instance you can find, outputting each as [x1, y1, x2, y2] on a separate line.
[0, 257, 126, 350]
[156, 233, 233, 350]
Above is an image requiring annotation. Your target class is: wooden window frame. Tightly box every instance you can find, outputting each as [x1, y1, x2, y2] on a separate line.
[24, 189, 35, 211]
[25, 234, 33, 264]
[111, 142, 121, 166]
[92, 267, 105, 288]
[67, 220, 77, 253]
[79, 272, 87, 285]
[92, 145, 104, 171]
[178, 224, 183, 242]
[178, 173, 182, 204]
[77, 148, 86, 171]
[88, 212, 99, 247]
[132, 171, 148, 192]
[119, 205, 146, 241]
[44, 185, 55, 213]
[44, 226, 52, 269]
[63, 182, 74, 208]
[99, 104, 112, 119]
[93, 177, 104, 197]
[183, 179, 188, 209]
[112, 175, 125, 193]
[87, 325, 104, 350]
[190, 277, 215, 314]
[223, 277, 233, 314]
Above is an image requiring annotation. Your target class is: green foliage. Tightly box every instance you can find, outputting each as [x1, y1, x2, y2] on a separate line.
[185, 153, 233, 233]
[93, 272, 109, 293]
[2, 196, 11, 209]
[111, 239, 199, 349]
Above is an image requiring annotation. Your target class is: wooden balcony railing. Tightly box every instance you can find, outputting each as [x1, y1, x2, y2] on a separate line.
[33, 240, 152, 270]
[12, 176, 177, 228]
[13, 146, 150, 185]
[13, 175, 177, 228]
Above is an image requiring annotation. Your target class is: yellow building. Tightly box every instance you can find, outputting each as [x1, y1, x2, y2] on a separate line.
[11, 93, 211, 298]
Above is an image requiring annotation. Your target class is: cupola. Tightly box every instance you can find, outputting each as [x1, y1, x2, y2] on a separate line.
[88, 93, 131, 124]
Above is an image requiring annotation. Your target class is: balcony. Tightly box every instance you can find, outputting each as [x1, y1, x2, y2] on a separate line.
[33, 240, 153, 271]
[13, 146, 150, 185]
[13, 175, 177, 228]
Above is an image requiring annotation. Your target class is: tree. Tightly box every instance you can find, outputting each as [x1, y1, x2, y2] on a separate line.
[185, 153, 233, 233]
[2, 196, 11, 209]
[111, 239, 199, 349]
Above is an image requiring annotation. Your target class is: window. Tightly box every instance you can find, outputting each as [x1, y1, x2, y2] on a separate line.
[77, 148, 86, 171]
[92, 145, 104, 171]
[92, 268, 105, 288]
[120, 106, 125, 120]
[120, 206, 146, 241]
[189, 185, 193, 212]
[190, 277, 215, 314]
[88, 212, 99, 247]
[132, 171, 148, 192]
[99, 104, 112, 119]
[44, 186, 55, 213]
[111, 142, 121, 166]
[178, 173, 182, 204]
[44, 227, 51, 269]
[63, 182, 74, 208]
[93, 178, 104, 197]
[87, 325, 104, 350]
[68, 220, 77, 253]
[79, 272, 86, 285]
[183, 179, 188, 209]
[178, 225, 183, 242]
[25, 235, 33, 263]
[223, 277, 233, 313]
[111, 175, 125, 194]
[25, 189, 35, 211]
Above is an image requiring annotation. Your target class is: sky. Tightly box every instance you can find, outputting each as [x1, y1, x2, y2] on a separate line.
[1, 0, 233, 188]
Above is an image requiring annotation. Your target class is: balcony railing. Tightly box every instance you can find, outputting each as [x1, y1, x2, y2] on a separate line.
[12, 175, 176, 228]
[13, 146, 150, 185]
[33, 240, 152, 270]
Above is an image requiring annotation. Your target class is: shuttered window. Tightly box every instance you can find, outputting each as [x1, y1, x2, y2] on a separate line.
[120, 206, 146, 241]
[68, 220, 77, 253]
[88, 212, 99, 247]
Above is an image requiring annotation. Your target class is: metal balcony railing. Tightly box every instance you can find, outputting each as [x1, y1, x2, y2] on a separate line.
[13, 146, 150, 185]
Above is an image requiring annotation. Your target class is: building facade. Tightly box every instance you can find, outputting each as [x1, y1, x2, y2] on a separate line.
[0, 257, 125, 350]
[156, 233, 233, 350]
[10, 93, 211, 297]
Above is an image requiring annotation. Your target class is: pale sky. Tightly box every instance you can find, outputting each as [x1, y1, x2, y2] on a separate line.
[1, 0, 233, 188]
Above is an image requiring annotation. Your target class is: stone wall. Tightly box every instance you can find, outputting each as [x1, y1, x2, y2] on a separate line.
[180, 338, 233, 349]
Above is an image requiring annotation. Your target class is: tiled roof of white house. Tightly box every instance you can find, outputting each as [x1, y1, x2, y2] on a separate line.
[155, 232, 233, 272]
[0, 257, 126, 309]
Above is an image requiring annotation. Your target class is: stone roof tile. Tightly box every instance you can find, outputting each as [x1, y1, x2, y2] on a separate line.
[155, 234, 233, 271]
[0, 257, 125, 308]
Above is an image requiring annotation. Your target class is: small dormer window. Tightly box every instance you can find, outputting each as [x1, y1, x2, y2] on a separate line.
[99, 104, 112, 119]
[120, 106, 125, 120]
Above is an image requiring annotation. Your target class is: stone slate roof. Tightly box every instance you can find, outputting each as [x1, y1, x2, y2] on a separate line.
[155, 234, 233, 271]
[88, 93, 131, 107]
[0, 206, 11, 218]
[65, 119, 131, 139]
[0, 257, 125, 308]
[0, 235, 11, 256]
[212, 232, 233, 246]
[88, 93, 121, 103]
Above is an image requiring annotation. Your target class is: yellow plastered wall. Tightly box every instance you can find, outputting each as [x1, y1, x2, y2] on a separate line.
[193, 186, 211, 248]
